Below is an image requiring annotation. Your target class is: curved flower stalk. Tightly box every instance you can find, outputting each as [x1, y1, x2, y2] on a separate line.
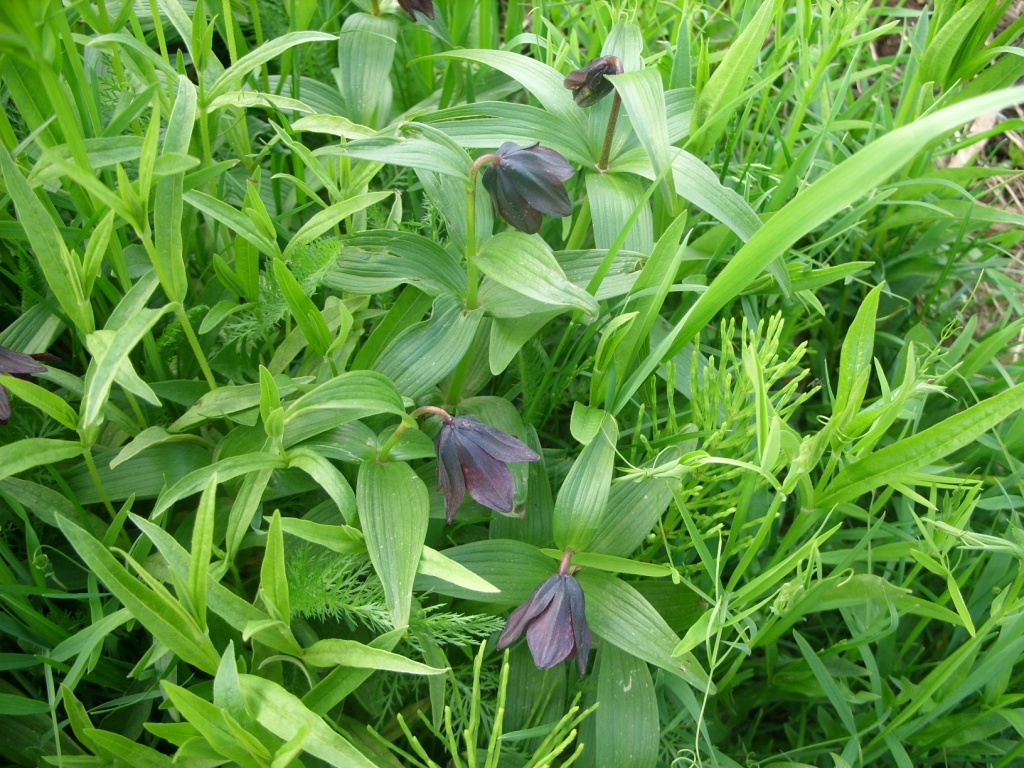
[479, 142, 575, 234]
[497, 548, 591, 675]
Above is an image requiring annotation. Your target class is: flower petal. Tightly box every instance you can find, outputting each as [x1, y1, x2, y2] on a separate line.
[450, 416, 540, 463]
[0, 346, 49, 376]
[496, 574, 561, 649]
[565, 574, 592, 676]
[495, 167, 543, 233]
[526, 576, 576, 669]
[435, 425, 466, 522]
[455, 436, 516, 512]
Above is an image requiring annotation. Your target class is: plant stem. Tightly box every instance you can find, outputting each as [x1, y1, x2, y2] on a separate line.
[175, 306, 218, 390]
[465, 182, 479, 309]
[597, 93, 621, 171]
[377, 407, 449, 462]
[558, 547, 574, 575]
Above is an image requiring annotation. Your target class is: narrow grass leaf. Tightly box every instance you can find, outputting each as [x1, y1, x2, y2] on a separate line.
[261, 511, 290, 623]
[0, 439, 82, 483]
[793, 630, 857, 737]
[302, 639, 446, 675]
[153, 75, 195, 303]
[286, 448, 357, 525]
[152, 454, 287, 519]
[272, 259, 331, 356]
[188, 474, 217, 631]
[357, 460, 429, 629]
[815, 383, 1024, 509]
[57, 518, 221, 674]
[418, 546, 500, 594]
[613, 84, 1024, 414]
[239, 674, 381, 768]
[283, 191, 391, 260]
[207, 31, 337, 101]
[184, 190, 280, 258]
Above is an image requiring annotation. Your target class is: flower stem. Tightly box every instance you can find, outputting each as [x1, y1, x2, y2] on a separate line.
[597, 93, 621, 171]
[377, 407, 450, 462]
[559, 547, 574, 576]
[464, 154, 499, 310]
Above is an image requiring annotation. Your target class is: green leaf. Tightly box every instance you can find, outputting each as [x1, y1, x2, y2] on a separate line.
[0, 376, 77, 430]
[585, 173, 654, 254]
[476, 231, 599, 320]
[0, 694, 51, 716]
[689, 0, 780, 155]
[302, 638, 446, 675]
[336, 13, 396, 128]
[239, 674, 382, 768]
[0, 439, 82, 483]
[0, 145, 94, 333]
[206, 31, 338, 102]
[815, 383, 1024, 509]
[372, 295, 484, 398]
[613, 83, 1024, 414]
[418, 546, 500, 594]
[552, 410, 618, 552]
[184, 190, 280, 258]
[610, 69, 672, 200]
[357, 460, 429, 629]
[283, 192, 392, 260]
[273, 259, 331, 356]
[415, 539, 554, 604]
[84, 729, 174, 767]
[283, 371, 407, 445]
[577, 569, 713, 692]
[286, 448, 357, 525]
[332, 231, 467, 297]
[793, 631, 857, 737]
[152, 454, 287, 520]
[153, 75, 195, 303]
[261, 511, 290, 623]
[834, 283, 883, 426]
[80, 306, 170, 440]
[580, 645, 658, 768]
[279, 517, 366, 555]
[57, 518, 221, 674]
[302, 630, 403, 715]
[189, 474, 218, 631]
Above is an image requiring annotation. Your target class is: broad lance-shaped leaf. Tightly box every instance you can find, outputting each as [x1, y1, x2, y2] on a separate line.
[577, 569, 714, 693]
[552, 409, 618, 552]
[238, 674, 381, 768]
[357, 460, 429, 629]
[814, 382, 1024, 509]
[476, 231, 598, 319]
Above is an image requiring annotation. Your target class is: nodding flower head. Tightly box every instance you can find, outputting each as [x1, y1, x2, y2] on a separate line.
[496, 549, 591, 676]
[397, 0, 434, 20]
[433, 412, 540, 523]
[563, 56, 623, 107]
[481, 142, 574, 235]
[0, 345, 54, 424]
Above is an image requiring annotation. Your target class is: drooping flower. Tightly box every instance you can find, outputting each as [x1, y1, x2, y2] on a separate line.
[397, 0, 434, 20]
[0, 345, 53, 424]
[563, 55, 623, 107]
[433, 412, 540, 523]
[481, 142, 574, 235]
[497, 549, 591, 676]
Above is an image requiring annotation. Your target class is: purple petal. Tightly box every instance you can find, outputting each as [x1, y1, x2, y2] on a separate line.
[435, 425, 466, 522]
[450, 416, 540, 463]
[495, 167, 543, 234]
[565, 574, 591, 676]
[455, 437, 516, 513]
[526, 576, 576, 669]
[496, 574, 560, 649]
[497, 145, 573, 218]
[0, 346, 49, 376]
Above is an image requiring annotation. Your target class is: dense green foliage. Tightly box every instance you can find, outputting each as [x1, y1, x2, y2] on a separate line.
[1, 0, 1023, 766]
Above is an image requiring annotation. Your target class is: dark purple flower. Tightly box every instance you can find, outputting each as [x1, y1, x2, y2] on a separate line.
[497, 552, 591, 676]
[434, 414, 540, 523]
[0, 345, 53, 424]
[563, 56, 623, 107]
[397, 0, 434, 20]
[481, 142, 574, 234]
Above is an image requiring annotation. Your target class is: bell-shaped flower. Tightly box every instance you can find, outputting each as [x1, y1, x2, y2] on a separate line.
[563, 56, 623, 107]
[481, 142, 574, 234]
[434, 414, 540, 523]
[397, 0, 434, 20]
[496, 558, 591, 676]
[0, 345, 52, 424]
